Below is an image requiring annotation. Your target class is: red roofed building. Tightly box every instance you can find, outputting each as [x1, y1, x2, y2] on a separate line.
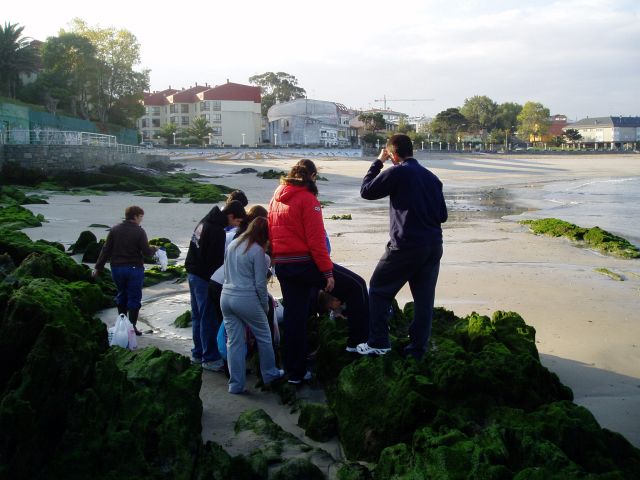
[138, 81, 262, 146]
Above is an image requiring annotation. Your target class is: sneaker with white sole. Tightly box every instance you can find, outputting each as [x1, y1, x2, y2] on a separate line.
[287, 370, 312, 384]
[202, 359, 225, 372]
[190, 356, 203, 364]
[356, 343, 391, 356]
[345, 346, 358, 353]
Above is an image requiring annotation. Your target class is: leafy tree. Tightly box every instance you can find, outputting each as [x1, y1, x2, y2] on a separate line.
[430, 108, 467, 142]
[38, 33, 97, 118]
[563, 128, 582, 143]
[495, 102, 522, 131]
[460, 95, 497, 133]
[517, 101, 550, 142]
[397, 116, 414, 134]
[249, 71, 306, 116]
[160, 123, 178, 144]
[361, 132, 384, 147]
[0, 22, 40, 98]
[186, 116, 213, 146]
[358, 112, 386, 132]
[66, 18, 149, 124]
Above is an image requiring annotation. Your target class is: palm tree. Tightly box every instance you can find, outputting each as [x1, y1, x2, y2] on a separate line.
[0, 22, 40, 98]
[186, 116, 213, 146]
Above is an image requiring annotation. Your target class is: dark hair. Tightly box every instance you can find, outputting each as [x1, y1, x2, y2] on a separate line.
[236, 216, 269, 253]
[387, 134, 413, 158]
[221, 200, 246, 220]
[125, 205, 144, 220]
[236, 204, 268, 237]
[317, 290, 338, 313]
[281, 159, 318, 196]
[227, 190, 248, 207]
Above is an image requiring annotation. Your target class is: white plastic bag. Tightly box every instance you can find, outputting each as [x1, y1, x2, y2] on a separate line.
[126, 318, 138, 350]
[109, 313, 129, 348]
[154, 248, 168, 271]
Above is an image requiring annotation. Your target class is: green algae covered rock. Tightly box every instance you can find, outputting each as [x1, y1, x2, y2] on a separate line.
[318, 303, 640, 477]
[143, 264, 187, 286]
[149, 237, 181, 259]
[337, 462, 373, 480]
[80, 239, 104, 263]
[270, 457, 324, 480]
[174, 310, 192, 328]
[298, 402, 338, 442]
[0, 204, 45, 229]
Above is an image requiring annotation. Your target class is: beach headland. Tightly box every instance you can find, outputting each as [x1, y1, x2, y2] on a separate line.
[9, 150, 640, 475]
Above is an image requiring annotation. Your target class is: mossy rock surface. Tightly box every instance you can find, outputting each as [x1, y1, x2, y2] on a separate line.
[143, 265, 187, 286]
[80, 239, 104, 263]
[149, 237, 181, 259]
[174, 310, 192, 328]
[0, 204, 45, 229]
[298, 402, 338, 442]
[159, 197, 181, 203]
[270, 457, 324, 480]
[69, 230, 98, 255]
[257, 169, 286, 179]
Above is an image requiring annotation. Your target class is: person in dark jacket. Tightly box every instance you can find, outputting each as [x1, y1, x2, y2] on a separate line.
[185, 200, 246, 371]
[359, 134, 448, 359]
[93, 205, 158, 336]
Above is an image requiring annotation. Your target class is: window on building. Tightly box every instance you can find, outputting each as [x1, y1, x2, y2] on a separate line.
[152, 119, 160, 127]
[152, 106, 161, 116]
[170, 104, 177, 114]
[212, 101, 221, 111]
[320, 130, 327, 138]
[201, 114, 210, 122]
[181, 104, 189, 114]
[141, 119, 148, 128]
[181, 116, 190, 126]
[211, 113, 221, 123]
[212, 127, 222, 135]
[170, 116, 177, 124]
[201, 101, 210, 111]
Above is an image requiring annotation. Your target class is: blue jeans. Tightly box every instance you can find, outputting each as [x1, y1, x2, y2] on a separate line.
[221, 294, 281, 393]
[188, 274, 221, 362]
[275, 262, 327, 381]
[368, 243, 443, 358]
[111, 265, 144, 310]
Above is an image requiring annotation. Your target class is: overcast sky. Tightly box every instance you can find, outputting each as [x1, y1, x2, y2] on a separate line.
[4, 0, 640, 119]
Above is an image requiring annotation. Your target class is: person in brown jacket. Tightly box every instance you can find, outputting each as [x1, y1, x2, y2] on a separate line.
[93, 205, 158, 335]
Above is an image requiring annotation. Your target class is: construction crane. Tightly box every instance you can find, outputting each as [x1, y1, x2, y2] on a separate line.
[374, 95, 434, 110]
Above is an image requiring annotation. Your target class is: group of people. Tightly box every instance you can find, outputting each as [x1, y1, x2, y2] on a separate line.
[95, 134, 447, 395]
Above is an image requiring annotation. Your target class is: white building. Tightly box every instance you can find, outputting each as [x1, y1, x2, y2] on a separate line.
[267, 99, 359, 147]
[565, 116, 640, 149]
[138, 81, 262, 146]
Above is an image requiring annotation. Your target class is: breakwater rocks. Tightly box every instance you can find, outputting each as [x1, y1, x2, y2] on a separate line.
[1, 162, 234, 204]
[0, 205, 249, 479]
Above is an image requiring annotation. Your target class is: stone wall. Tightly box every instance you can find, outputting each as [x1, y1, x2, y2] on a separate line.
[0, 145, 167, 172]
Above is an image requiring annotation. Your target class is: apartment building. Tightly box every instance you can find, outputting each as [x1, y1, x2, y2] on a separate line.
[565, 116, 640, 148]
[138, 81, 262, 146]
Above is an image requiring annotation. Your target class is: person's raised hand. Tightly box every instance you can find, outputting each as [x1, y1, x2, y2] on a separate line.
[325, 276, 335, 293]
[377, 148, 391, 163]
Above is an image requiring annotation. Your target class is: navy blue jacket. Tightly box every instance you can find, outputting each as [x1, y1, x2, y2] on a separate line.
[361, 158, 447, 249]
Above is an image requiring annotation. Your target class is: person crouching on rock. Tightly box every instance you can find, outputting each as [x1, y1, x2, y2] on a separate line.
[221, 216, 284, 394]
[93, 205, 159, 336]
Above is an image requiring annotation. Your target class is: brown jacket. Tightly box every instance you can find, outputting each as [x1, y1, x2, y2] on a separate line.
[95, 220, 156, 270]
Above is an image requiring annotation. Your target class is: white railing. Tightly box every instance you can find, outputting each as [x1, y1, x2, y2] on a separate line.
[3, 129, 118, 147]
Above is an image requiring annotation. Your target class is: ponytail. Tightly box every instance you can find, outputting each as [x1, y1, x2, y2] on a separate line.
[281, 159, 319, 196]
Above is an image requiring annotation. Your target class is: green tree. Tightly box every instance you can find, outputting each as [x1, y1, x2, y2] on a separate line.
[430, 108, 467, 143]
[460, 95, 498, 133]
[66, 18, 149, 125]
[186, 116, 213, 146]
[358, 112, 386, 132]
[0, 22, 40, 98]
[361, 132, 384, 147]
[517, 101, 550, 142]
[249, 71, 306, 116]
[495, 102, 522, 132]
[397, 116, 414, 134]
[160, 123, 178, 144]
[563, 128, 582, 143]
[38, 33, 97, 118]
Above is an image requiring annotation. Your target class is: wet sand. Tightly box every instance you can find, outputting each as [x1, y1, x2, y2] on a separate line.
[23, 152, 640, 456]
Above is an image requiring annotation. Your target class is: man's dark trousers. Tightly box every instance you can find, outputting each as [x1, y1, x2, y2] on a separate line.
[367, 242, 443, 358]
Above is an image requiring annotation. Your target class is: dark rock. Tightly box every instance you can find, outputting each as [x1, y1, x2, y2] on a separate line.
[35, 239, 65, 252]
[233, 167, 258, 174]
[337, 462, 373, 480]
[80, 198, 90, 203]
[257, 169, 287, 179]
[0, 205, 45, 229]
[81, 240, 104, 263]
[149, 237, 180, 259]
[0, 253, 16, 279]
[270, 458, 324, 480]
[69, 231, 98, 255]
[159, 197, 181, 203]
[143, 265, 187, 287]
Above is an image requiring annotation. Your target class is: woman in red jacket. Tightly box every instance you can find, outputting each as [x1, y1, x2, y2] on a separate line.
[268, 159, 334, 384]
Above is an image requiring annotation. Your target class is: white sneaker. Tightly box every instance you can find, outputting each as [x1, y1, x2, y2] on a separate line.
[202, 359, 225, 372]
[345, 346, 358, 353]
[356, 343, 391, 356]
[287, 370, 312, 384]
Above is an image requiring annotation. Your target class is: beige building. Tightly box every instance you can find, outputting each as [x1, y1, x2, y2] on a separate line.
[565, 116, 640, 148]
[138, 81, 262, 146]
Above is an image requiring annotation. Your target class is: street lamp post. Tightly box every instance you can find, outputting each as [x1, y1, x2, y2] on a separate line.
[242, 133, 246, 146]
[208, 133, 212, 146]
[172, 132, 176, 146]
[274, 133, 278, 146]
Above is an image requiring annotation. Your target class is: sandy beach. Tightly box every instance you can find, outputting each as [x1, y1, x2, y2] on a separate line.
[23, 151, 640, 461]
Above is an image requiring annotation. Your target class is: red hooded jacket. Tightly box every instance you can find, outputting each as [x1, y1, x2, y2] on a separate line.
[268, 184, 333, 277]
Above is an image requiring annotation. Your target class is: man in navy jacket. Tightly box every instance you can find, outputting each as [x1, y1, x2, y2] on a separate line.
[359, 134, 447, 359]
